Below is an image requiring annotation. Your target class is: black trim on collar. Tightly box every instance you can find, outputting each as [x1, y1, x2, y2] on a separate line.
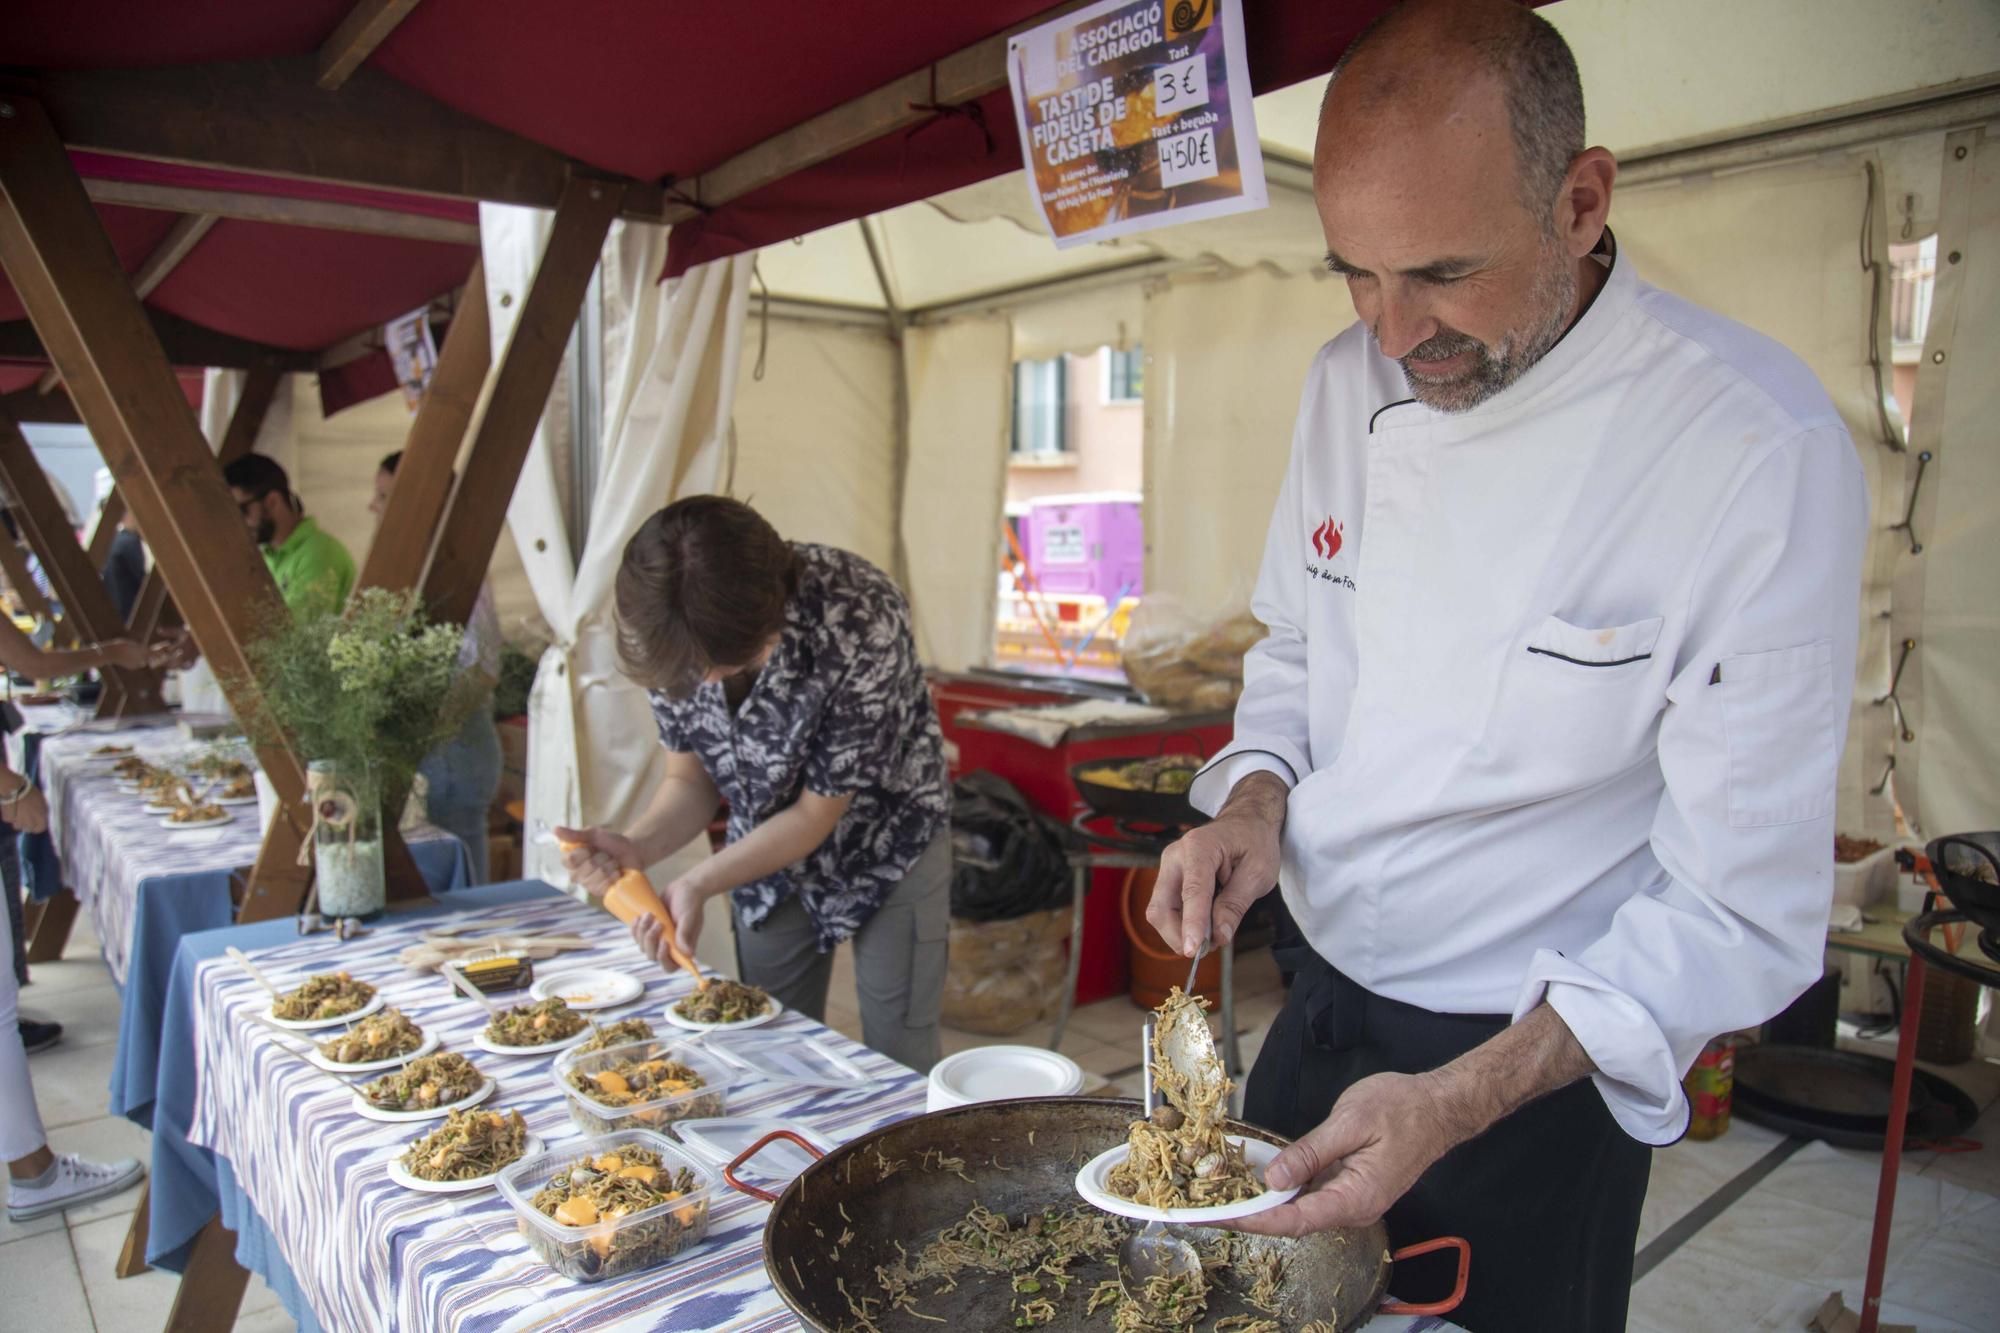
[1368, 398, 1417, 433]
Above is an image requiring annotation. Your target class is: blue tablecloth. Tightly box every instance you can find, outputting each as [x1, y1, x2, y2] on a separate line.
[108, 832, 472, 1127]
[146, 880, 558, 1311]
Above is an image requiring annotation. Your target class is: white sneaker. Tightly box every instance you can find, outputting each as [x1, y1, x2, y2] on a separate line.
[6, 1153, 146, 1222]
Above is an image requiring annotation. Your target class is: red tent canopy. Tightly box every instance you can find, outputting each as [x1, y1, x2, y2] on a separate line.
[0, 1, 1405, 279]
[0, 152, 478, 416]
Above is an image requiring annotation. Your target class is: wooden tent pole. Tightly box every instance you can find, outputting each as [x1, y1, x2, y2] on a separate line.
[422, 176, 621, 628]
[110, 363, 283, 717]
[0, 95, 312, 921]
[0, 514, 70, 645]
[0, 413, 166, 714]
[353, 257, 490, 598]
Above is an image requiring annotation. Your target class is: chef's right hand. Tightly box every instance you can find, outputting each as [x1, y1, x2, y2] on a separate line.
[554, 825, 640, 897]
[1148, 771, 1287, 956]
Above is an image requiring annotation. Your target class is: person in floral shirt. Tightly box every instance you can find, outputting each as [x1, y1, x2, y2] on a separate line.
[561, 497, 950, 1071]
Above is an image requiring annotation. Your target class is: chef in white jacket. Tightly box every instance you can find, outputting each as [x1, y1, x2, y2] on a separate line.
[1148, 3, 1867, 1329]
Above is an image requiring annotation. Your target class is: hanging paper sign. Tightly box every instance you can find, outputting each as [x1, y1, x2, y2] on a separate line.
[384, 307, 438, 410]
[1006, 0, 1266, 249]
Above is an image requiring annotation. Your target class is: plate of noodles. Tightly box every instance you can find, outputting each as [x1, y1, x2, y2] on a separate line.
[386, 1109, 538, 1194]
[1074, 987, 1298, 1224]
[660, 978, 780, 1032]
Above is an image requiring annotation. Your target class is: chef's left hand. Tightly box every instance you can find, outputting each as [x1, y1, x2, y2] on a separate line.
[1229, 1071, 1464, 1236]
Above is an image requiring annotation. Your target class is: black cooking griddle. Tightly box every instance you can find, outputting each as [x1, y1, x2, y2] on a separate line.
[1730, 1044, 1979, 1150]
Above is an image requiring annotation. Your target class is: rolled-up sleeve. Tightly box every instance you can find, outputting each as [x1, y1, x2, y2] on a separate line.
[1189, 412, 1319, 816]
[1513, 426, 1868, 1142]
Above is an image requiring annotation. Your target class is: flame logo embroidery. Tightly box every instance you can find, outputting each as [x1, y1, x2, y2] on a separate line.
[1311, 517, 1344, 560]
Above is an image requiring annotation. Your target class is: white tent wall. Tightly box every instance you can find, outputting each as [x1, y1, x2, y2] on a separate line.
[730, 316, 900, 573]
[1893, 127, 2000, 839]
[1142, 267, 1358, 614]
[901, 313, 1013, 672]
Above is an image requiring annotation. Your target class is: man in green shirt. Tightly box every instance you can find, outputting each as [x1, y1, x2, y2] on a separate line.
[222, 455, 355, 617]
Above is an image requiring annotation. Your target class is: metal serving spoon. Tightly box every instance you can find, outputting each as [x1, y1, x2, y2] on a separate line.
[1117, 1014, 1202, 1314]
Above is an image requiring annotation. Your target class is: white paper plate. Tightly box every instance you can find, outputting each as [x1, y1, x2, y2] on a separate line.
[216, 794, 259, 807]
[928, 1046, 1082, 1112]
[473, 1026, 593, 1058]
[528, 968, 643, 1012]
[386, 1133, 540, 1193]
[161, 812, 233, 830]
[1075, 1137, 1299, 1225]
[661, 990, 784, 1032]
[351, 1076, 495, 1124]
[307, 1028, 440, 1075]
[265, 992, 384, 1031]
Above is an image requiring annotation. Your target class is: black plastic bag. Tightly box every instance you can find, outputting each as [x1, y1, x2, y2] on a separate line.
[948, 771, 1072, 922]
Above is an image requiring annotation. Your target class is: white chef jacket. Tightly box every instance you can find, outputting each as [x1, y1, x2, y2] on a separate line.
[1189, 238, 1868, 1144]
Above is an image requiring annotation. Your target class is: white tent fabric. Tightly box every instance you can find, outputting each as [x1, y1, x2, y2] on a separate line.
[1144, 267, 1357, 615]
[900, 314, 1013, 671]
[1893, 127, 1999, 838]
[731, 318, 898, 572]
[487, 205, 754, 920]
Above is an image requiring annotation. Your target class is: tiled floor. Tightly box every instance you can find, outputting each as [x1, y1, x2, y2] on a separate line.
[10, 916, 1999, 1332]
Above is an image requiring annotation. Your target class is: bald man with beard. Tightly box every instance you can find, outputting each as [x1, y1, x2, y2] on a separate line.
[1149, 2, 1867, 1327]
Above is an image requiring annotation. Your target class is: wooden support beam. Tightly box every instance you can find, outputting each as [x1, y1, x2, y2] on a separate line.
[422, 177, 620, 627]
[354, 259, 488, 597]
[0, 387, 80, 425]
[0, 522, 66, 641]
[0, 95, 313, 919]
[82, 176, 480, 247]
[666, 0, 1095, 221]
[161, 1214, 250, 1331]
[0, 413, 166, 714]
[0, 311, 317, 374]
[25, 60, 668, 222]
[87, 491, 124, 566]
[23, 887, 78, 964]
[318, 0, 424, 92]
[131, 212, 219, 300]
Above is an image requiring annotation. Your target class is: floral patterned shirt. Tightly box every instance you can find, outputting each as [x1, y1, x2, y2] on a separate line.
[648, 544, 949, 950]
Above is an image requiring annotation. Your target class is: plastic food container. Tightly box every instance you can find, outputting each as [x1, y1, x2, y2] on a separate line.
[554, 1038, 730, 1137]
[499, 1129, 719, 1282]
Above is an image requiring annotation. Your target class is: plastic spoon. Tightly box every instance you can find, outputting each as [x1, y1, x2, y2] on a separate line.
[1117, 1014, 1201, 1311]
[226, 946, 285, 1000]
[441, 961, 501, 1016]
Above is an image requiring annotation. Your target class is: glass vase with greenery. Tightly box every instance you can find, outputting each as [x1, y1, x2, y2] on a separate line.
[236, 589, 484, 914]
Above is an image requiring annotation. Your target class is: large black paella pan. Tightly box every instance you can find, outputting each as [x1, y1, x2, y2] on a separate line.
[724, 1098, 1468, 1331]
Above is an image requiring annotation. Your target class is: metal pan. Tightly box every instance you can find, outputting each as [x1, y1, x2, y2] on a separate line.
[723, 1097, 1468, 1332]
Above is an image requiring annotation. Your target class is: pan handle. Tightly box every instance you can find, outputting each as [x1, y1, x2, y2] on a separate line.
[1378, 1235, 1471, 1317]
[722, 1128, 825, 1204]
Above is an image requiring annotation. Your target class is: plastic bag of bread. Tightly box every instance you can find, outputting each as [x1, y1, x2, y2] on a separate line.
[940, 906, 1071, 1035]
[1121, 595, 1265, 711]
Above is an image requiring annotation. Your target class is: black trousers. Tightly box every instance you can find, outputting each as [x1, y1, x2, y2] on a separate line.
[1242, 937, 1652, 1333]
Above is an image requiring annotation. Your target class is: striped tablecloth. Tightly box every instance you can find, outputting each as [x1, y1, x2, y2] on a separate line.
[187, 890, 930, 1333]
[38, 720, 460, 986]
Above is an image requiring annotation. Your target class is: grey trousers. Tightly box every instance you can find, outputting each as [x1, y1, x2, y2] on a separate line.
[732, 831, 950, 1074]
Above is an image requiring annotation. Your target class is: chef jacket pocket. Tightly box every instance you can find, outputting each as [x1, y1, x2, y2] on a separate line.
[1718, 640, 1836, 827]
[1524, 614, 1663, 668]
